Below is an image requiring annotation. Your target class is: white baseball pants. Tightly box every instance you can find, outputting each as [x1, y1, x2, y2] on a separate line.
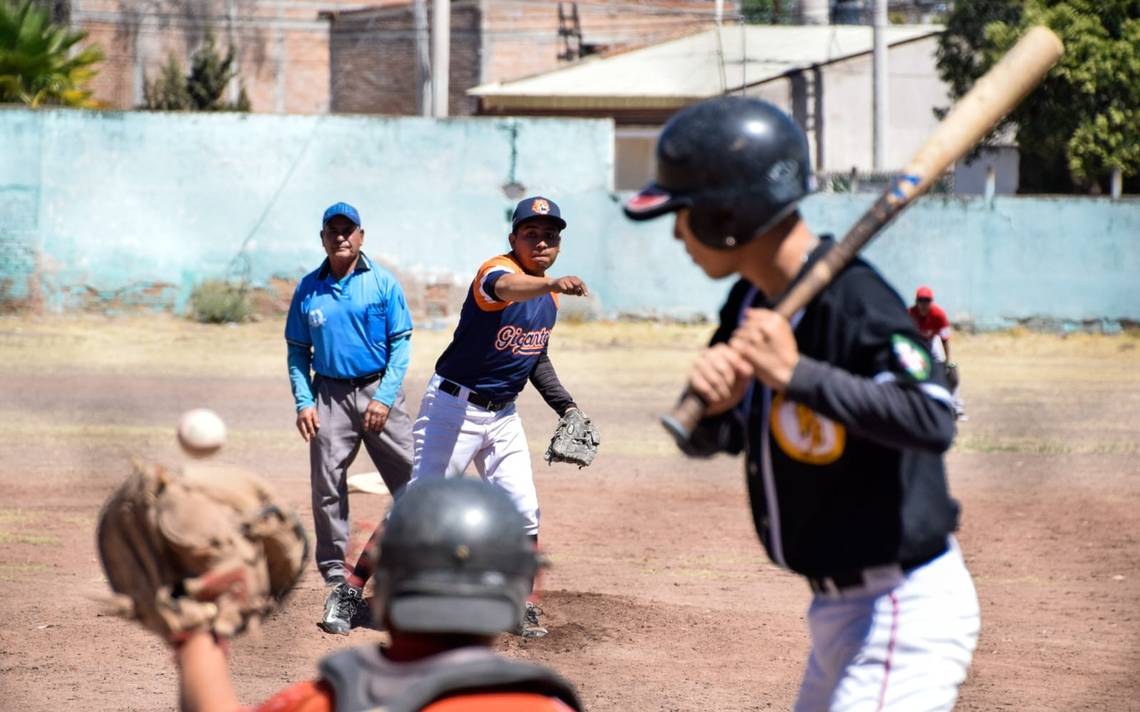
[794, 539, 980, 712]
[408, 374, 540, 534]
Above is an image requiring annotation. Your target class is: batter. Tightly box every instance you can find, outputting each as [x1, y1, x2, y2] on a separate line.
[624, 97, 980, 712]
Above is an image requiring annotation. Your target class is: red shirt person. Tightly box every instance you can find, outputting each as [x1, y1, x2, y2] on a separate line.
[908, 286, 951, 362]
[908, 286, 965, 418]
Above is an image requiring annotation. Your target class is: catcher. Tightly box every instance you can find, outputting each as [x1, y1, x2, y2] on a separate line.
[97, 465, 581, 711]
[321, 196, 600, 638]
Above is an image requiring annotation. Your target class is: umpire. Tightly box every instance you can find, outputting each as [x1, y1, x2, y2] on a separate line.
[285, 201, 415, 633]
[624, 97, 980, 711]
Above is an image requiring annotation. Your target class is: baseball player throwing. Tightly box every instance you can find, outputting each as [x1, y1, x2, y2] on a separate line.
[625, 97, 980, 711]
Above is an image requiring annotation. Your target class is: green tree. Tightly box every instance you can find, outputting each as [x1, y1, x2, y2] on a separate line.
[186, 32, 249, 111]
[142, 54, 192, 111]
[141, 31, 250, 112]
[936, 0, 1140, 193]
[741, 0, 797, 24]
[0, 0, 103, 107]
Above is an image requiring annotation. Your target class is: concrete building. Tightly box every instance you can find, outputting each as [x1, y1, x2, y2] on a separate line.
[470, 24, 950, 188]
[953, 130, 1020, 197]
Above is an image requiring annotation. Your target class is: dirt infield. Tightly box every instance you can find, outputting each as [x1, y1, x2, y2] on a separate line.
[1, 316, 1137, 711]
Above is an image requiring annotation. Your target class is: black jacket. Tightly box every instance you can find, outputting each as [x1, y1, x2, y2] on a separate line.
[691, 238, 959, 578]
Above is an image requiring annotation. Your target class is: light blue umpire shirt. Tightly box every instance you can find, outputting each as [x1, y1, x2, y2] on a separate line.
[285, 253, 413, 410]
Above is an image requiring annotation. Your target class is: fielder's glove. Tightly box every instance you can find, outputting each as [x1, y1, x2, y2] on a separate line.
[945, 361, 960, 391]
[96, 461, 308, 643]
[544, 407, 600, 468]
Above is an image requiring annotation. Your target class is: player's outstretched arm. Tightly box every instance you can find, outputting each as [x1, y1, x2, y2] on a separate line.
[494, 273, 589, 302]
[176, 631, 241, 712]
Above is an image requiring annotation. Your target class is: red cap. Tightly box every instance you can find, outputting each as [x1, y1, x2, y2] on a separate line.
[915, 286, 934, 300]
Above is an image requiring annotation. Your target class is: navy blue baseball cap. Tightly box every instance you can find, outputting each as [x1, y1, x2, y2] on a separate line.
[511, 196, 566, 231]
[322, 202, 361, 226]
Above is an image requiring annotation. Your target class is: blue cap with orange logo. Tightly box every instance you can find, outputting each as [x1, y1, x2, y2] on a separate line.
[323, 202, 361, 226]
[511, 196, 566, 231]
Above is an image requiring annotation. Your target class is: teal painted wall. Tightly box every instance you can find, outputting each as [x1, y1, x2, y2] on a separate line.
[800, 195, 1140, 328]
[2, 108, 1137, 327]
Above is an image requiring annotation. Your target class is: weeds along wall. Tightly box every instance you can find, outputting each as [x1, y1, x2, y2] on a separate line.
[1, 109, 1137, 327]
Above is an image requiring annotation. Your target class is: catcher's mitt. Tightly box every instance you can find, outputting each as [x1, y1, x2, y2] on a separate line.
[96, 461, 308, 642]
[544, 408, 600, 468]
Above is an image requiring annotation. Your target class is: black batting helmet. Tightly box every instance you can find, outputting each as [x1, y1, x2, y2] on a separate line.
[374, 478, 540, 636]
[624, 96, 813, 249]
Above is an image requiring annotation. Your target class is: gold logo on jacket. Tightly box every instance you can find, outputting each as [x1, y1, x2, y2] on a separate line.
[769, 394, 845, 465]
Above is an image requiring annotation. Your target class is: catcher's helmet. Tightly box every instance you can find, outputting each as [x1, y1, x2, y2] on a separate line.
[624, 96, 813, 249]
[374, 478, 539, 635]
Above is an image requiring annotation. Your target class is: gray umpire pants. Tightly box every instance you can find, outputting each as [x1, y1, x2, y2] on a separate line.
[310, 375, 413, 583]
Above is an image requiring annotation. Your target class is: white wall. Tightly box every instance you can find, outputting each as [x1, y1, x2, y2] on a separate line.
[819, 35, 950, 173]
[954, 146, 1021, 195]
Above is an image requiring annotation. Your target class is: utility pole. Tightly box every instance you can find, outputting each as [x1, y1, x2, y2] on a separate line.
[431, 0, 450, 117]
[225, 0, 241, 106]
[414, 0, 430, 116]
[872, 0, 888, 170]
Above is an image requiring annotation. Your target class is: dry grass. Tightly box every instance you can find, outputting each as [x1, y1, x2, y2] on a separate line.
[0, 509, 38, 525]
[2, 315, 1137, 457]
[5, 315, 1133, 379]
[0, 563, 51, 582]
[0, 531, 60, 546]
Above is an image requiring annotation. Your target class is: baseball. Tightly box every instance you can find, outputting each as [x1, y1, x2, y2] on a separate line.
[177, 408, 227, 458]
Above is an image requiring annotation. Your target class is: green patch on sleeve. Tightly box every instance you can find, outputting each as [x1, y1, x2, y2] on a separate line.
[891, 334, 932, 380]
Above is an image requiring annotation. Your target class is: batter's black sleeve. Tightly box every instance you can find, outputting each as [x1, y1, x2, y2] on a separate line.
[529, 352, 576, 416]
[787, 260, 956, 453]
[785, 357, 955, 453]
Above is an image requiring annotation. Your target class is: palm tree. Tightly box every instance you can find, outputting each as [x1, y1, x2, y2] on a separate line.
[0, 0, 104, 107]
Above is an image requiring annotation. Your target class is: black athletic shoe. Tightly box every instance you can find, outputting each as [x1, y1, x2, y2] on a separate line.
[319, 582, 362, 635]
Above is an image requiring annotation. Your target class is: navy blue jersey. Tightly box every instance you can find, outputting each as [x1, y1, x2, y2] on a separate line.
[436, 253, 558, 402]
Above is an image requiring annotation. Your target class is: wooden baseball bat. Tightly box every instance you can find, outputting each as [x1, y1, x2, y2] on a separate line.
[662, 25, 1064, 447]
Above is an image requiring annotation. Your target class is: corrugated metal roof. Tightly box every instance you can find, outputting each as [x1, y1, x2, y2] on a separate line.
[470, 24, 942, 110]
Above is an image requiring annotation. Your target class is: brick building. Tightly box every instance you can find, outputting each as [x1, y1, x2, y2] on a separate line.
[57, 0, 718, 115]
[66, 0, 385, 113]
[325, 0, 721, 116]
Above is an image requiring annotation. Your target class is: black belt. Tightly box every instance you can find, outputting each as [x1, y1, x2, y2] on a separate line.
[322, 371, 383, 388]
[438, 378, 514, 412]
[806, 542, 948, 595]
